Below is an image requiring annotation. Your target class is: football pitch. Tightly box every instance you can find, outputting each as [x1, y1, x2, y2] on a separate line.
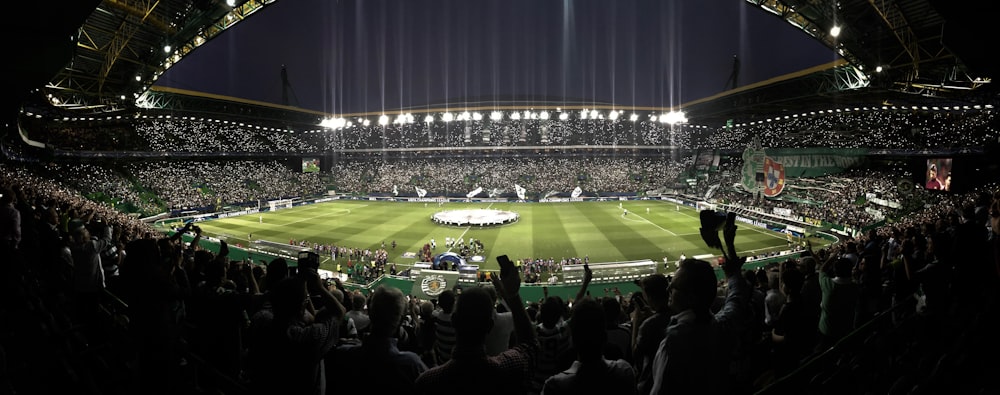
[194, 200, 808, 273]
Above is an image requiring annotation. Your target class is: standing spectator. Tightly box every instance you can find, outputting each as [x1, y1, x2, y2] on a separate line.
[68, 218, 112, 330]
[329, 285, 428, 392]
[542, 297, 637, 395]
[764, 271, 786, 330]
[532, 295, 573, 394]
[0, 187, 21, 253]
[601, 296, 632, 362]
[432, 289, 457, 365]
[649, 219, 751, 395]
[345, 291, 371, 337]
[768, 266, 813, 379]
[484, 284, 515, 356]
[630, 273, 672, 395]
[246, 269, 345, 395]
[415, 255, 538, 395]
[816, 255, 861, 352]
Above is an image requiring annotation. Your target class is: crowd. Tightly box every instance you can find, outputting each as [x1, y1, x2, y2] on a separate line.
[3, 160, 327, 215]
[2, 159, 998, 394]
[19, 106, 997, 154]
[700, 108, 998, 150]
[329, 155, 686, 197]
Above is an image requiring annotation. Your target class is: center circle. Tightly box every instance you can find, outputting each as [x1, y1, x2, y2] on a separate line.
[431, 208, 520, 227]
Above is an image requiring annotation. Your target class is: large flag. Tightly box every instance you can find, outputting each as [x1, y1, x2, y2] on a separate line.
[763, 157, 786, 197]
[415, 186, 427, 198]
[571, 186, 583, 198]
[467, 186, 483, 198]
[514, 184, 527, 200]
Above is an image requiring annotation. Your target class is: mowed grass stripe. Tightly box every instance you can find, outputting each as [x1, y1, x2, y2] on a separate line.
[196, 200, 807, 273]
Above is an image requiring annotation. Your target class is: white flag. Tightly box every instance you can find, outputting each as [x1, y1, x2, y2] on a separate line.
[415, 186, 427, 198]
[466, 186, 483, 198]
[514, 184, 526, 200]
[571, 186, 583, 198]
[393, 185, 399, 196]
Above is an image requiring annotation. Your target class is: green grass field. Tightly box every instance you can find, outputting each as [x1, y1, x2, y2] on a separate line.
[190, 200, 814, 274]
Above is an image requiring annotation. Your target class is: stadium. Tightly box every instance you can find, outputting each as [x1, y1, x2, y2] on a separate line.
[2, 1, 999, 395]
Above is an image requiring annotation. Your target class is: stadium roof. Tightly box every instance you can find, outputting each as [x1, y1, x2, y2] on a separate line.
[5, 0, 998, 125]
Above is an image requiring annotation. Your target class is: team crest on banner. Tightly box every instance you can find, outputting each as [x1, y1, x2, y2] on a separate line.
[763, 157, 785, 197]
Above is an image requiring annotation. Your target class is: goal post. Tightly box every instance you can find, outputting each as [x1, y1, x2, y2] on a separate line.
[268, 198, 293, 212]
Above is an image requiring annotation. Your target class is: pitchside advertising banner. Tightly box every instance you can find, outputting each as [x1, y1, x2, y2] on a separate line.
[411, 269, 461, 300]
[742, 146, 868, 197]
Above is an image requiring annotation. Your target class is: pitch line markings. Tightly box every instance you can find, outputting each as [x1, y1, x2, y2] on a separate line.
[280, 205, 367, 227]
[622, 212, 678, 236]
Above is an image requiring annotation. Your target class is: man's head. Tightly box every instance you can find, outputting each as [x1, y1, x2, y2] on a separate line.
[668, 259, 718, 319]
[539, 296, 566, 328]
[451, 286, 495, 345]
[368, 285, 406, 337]
[928, 163, 937, 178]
[568, 297, 606, 358]
[270, 276, 308, 321]
[639, 273, 671, 311]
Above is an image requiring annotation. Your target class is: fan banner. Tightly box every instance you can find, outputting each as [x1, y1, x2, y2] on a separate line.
[763, 157, 786, 197]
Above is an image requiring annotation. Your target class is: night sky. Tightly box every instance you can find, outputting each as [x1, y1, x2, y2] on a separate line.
[155, 0, 838, 115]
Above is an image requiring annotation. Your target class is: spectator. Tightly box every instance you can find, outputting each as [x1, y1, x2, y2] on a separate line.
[601, 295, 632, 362]
[431, 289, 457, 366]
[648, 218, 751, 395]
[630, 273, 672, 395]
[246, 269, 345, 395]
[345, 291, 371, 337]
[68, 217, 112, 330]
[768, 266, 812, 379]
[484, 284, 515, 356]
[329, 285, 428, 392]
[541, 297, 637, 395]
[0, 187, 21, 253]
[816, 255, 861, 352]
[415, 255, 538, 395]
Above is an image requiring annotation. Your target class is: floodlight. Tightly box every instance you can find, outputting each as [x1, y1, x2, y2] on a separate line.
[460, 111, 471, 121]
[830, 26, 841, 37]
[540, 111, 550, 120]
[490, 111, 502, 121]
[511, 112, 521, 120]
[629, 114, 639, 122]
[424, 115, 434, 123]
[473, 112, 483, 121]
[442, 112, 454, 122]
[590, 110, 599, 119]
[609, 111, 619, 120]
[875, 66, 883, 73]
[649, 115, 657, 122]
[163, 45, 172, 53]
[559, 112, 569, 120]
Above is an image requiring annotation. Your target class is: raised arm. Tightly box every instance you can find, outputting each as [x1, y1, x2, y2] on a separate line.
[492, 254, 535, 345]
[573, 263, 593, 303]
